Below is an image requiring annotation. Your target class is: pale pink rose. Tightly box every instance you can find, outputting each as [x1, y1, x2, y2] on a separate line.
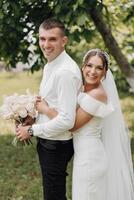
[0, 92, 37, 121]
[26, 103, 34, 112]
[18, 108, 27, 118]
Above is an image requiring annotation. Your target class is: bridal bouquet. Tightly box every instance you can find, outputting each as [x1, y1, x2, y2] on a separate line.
[0, 91, 38, 146]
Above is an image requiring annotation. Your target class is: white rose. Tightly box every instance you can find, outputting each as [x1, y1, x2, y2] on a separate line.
[18, 108, 27, 118]
[26, 103, 34, 112]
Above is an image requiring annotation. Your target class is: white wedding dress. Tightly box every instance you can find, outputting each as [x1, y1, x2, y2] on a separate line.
[72, 92, 114, 200]
[72, 70, 134, 200]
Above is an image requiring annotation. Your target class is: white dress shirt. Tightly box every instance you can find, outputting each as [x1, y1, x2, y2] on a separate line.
[32, 50, 82, 140]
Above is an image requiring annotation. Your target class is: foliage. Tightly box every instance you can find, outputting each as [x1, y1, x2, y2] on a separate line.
[0, 1, 133, 68]
[103, 1, 134, 62]
[0, 0, 134, 92]
[111, 67, 130, 95]
[0, 0, 93, 68]
[0, 0, 51, 68]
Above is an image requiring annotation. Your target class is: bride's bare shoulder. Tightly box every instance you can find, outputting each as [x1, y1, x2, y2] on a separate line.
[86, 87, 107, 103]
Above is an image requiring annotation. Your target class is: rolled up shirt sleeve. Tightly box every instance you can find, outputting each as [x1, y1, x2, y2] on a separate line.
[32, 70, 80, 138]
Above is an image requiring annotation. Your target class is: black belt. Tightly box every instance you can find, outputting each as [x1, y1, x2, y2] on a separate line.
[37, 137, 72, 150]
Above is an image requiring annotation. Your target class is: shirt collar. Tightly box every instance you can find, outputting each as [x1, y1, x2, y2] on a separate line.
[47, 50, 66, 67]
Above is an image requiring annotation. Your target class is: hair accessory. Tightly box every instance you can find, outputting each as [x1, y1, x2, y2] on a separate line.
[83, 48, 110, 66]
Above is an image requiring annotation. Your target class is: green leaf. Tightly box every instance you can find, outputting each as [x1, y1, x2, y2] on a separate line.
[78, 0, 84, 5]
[77, 13, 87, 26]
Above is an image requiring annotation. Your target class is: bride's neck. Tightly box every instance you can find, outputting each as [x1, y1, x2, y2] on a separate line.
[84, 83, 100, 92]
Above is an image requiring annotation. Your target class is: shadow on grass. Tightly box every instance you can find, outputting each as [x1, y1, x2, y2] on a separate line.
[0, 134, 43, 200]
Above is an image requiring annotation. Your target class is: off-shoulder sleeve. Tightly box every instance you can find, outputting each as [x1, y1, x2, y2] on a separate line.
[78, 92, 114, 118]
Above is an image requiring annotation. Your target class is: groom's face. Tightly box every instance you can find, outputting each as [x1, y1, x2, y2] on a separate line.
[39, 27, 68, 62]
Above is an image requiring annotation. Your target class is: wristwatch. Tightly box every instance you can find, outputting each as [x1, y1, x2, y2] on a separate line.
[27, 126, 34, 137]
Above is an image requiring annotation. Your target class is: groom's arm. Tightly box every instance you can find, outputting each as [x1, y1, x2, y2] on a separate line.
[32, 70, 80, 137]
[16, 70, 81, 140]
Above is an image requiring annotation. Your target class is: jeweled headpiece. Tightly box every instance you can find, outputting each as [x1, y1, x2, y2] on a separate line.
[83, 48, 110, 68]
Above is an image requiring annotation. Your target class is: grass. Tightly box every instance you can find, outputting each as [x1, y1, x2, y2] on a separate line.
[0, 71, 42, 105]
[0, 71, 133, 199]
[120, 96, 134, 136]
[0, 135, 72, 200]
[0, 135, 43, 200]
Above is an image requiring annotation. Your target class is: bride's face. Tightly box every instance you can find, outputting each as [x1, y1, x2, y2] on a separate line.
[82, 55, 106, 85]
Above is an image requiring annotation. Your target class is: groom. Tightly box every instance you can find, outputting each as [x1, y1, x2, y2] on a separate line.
[16, 18, 82, 200]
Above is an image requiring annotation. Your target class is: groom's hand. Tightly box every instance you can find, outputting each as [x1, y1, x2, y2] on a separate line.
[16, 125, 31, 141]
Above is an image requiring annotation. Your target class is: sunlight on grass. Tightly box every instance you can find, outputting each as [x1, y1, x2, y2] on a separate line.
[120, 96, 134, 137]
[0, 71, 42, 135]
[0, 71, 42, 104]
[0, 119, 14, 135]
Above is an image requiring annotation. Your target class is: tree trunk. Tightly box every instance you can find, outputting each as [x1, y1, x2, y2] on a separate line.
[89, 7, 134, 90]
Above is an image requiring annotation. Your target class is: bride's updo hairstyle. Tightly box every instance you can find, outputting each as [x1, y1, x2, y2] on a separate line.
[83, 49, 110, 72]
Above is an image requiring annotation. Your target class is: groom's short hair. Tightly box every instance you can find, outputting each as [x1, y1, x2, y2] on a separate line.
[39, 18, 66, 36]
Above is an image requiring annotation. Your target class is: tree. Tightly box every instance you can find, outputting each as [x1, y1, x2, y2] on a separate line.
[0, 0, 134, 89]
[89, 4, 134, 90]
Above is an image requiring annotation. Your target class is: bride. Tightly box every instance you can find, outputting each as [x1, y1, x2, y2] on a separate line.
[35, 49, 134, 200]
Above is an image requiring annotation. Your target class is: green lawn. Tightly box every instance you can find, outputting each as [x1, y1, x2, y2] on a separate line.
[0, 135, 72, 200]
[0, 71, 133, 199]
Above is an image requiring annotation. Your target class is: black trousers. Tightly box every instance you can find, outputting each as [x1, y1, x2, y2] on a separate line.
[37, 138, 74, 200]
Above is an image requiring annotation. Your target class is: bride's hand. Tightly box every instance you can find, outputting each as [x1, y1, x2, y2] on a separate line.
[35, 97, 49, 115]
[35, 96, 58, 118]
